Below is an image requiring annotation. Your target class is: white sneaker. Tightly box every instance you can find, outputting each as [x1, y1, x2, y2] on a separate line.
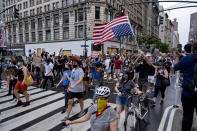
[10, 98, 18, 103]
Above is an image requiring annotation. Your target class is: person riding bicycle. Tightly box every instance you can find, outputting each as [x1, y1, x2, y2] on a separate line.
[65, 86, 118, 131]
[114, 70, 142, 121]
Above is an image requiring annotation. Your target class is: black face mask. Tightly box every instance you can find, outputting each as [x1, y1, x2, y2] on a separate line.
[64, 68, 69, 71]
[73, 64, 77, 68]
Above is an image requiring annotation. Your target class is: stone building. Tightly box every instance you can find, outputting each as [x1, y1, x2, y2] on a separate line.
[0, 0, 6, 22]
[189, 12, 197, 43]
[5, 0, 147, 56]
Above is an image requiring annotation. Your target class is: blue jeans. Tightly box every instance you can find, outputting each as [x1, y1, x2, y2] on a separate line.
[92, 81, 100, 102]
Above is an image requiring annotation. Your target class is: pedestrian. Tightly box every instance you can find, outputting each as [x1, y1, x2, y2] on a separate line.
[62, 59, 85, 121]
[56, 64, 72, 113]
[114, 55, 122, 81]
[14, 59, 30, 107]
[174, 43, 197, 131]
[152, 62, 168, 106]
[65, 86, 118, 131]
[42, 58, 54, 89]
[104, 56, 111, 83]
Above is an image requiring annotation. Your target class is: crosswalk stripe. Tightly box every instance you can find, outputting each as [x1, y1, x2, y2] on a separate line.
[63, 103, 117, 131]
[24, 99, 93, 131]
[0, 89, 46, 105]
[0, 90, 58, 113]
[0, 98, 65, 130]
[0, 87, 42, 101]
[1, 92, 63, 123]
[0, 89, 56, 111]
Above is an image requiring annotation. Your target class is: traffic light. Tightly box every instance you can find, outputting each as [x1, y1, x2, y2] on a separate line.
[14, 7, 19, 19]
[159, 16, 164, 25]
[120, 8, 125, 16]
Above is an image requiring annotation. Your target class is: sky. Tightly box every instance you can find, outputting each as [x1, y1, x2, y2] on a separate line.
[161, 0, 197, 46]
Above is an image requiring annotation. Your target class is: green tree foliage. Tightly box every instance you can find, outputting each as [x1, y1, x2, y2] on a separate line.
[138, 36, 169, 53]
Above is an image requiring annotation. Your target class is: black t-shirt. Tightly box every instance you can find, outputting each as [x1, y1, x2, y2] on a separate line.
[118, 80, 135, 96]
[148, 64, 155, 76]
[138, 64, 149, 79]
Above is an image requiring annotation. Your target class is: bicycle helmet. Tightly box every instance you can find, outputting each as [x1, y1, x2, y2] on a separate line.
[96, 86, 110, 98]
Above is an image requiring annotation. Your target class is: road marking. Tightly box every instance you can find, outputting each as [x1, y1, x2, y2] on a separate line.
[166, 107, 180, 131]
[158, 105, 174, 131]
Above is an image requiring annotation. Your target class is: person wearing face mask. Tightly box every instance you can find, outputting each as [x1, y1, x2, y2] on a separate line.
[114, 71, 142, 122]
[62, 59, 85, 121]
[65, 86, 118, 131]
[56, 64, 72, 113]
[14, 59, 30, 107]
[42, 58, 54, 90]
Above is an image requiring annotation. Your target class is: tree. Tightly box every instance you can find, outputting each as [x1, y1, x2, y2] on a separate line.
[138, 36, 169, 53]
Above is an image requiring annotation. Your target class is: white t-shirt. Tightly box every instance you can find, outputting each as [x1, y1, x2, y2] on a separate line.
[105, 59, 111, 70]
[44, 62, 54, 76]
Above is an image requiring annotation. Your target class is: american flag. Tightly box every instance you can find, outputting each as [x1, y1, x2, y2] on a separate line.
[93, 15, 133, 45]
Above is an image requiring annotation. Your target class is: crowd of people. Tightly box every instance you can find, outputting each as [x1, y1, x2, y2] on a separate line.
[0, 42, 197, 131]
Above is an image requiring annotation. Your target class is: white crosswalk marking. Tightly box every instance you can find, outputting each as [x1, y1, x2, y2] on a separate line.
[0, 83, 126, 131]
[25, 99, 93, 131]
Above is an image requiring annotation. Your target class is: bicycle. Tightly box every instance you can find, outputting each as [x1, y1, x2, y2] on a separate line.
[124, 92, 153, 131]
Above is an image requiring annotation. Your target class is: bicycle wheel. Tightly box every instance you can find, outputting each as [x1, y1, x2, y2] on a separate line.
[124, 111, 140, 131]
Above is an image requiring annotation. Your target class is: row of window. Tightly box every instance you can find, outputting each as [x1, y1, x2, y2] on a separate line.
[9, 25, 85, 43]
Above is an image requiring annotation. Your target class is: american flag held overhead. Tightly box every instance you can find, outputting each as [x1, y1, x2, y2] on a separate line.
[93, 15, 133, 45]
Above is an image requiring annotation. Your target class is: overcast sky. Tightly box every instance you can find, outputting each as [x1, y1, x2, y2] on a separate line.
[161, 0, 197, 46]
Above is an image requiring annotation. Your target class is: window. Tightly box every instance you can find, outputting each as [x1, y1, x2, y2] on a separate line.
[13, 24, 16, 33]
[48, 4, 50, 11]
[78, 25, 83, 38]
[53, 3, 56, 9]
[38, 31, 43, 41]
[32, 32, 36, 42]
[25, 33, 29, 42]
[75, 26, 77, 38]
[40, 7, 42, 13]
[78, 9, 83, 21]
[54, 14, 59, 26]
[66, 0, 69, 6]
[54, 29, 59, 40]
[63, 27, 69, 39]
[56, 2, 59, 8]
[38, 18, 42, 28]
[13, 35, 16, 43]
[45, 16, 50, 27]
[30, 0, 35, 7]
[46, 30, 51, 40]
[63, 12, 69, 24]
[25, 21, 29, 31]
[73, 0, 76, 4]
[19, 22, 23, 32]
[95, 6, 100, 19]
[62, 0, 65, 8]
[75, 10, 77, 22]
[19, 34, 23, 43]
[31, 20, 35, 30]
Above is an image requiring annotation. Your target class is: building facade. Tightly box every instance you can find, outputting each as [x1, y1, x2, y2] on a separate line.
[189, 12, 197, 42]
[6, 0, 147, 56]
[0, 0, 6, 22]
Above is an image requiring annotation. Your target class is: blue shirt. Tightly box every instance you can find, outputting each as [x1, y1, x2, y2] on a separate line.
[174, 55, 195, 97]
[93, 69, 104, 82]
[62, 71, 71, 86]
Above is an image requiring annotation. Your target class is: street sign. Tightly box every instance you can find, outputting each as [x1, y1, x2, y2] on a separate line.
[81, 45, 89, 47]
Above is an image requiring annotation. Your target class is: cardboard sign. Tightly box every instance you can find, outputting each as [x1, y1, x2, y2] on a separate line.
[32, 56, 42, 67]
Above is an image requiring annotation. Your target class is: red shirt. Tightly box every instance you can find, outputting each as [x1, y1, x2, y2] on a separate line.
[114, 60, 122, 69]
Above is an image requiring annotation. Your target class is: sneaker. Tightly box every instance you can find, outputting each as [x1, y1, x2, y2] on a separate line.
[15, 101, 23, 107]
[23, 101, 30, 107]
[160, 100, 164, 105]
[77, 110, 85, 117]
[10, 98, 18, 103]
[61, 116, 69, 122]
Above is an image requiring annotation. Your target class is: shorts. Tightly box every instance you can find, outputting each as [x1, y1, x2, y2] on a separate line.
[148, 75, 155, 84]
[116, 95, 129, 106]
[68, 91, 83, 99]
[115, 69, 120, 74]
[14, 81, 28, 92]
